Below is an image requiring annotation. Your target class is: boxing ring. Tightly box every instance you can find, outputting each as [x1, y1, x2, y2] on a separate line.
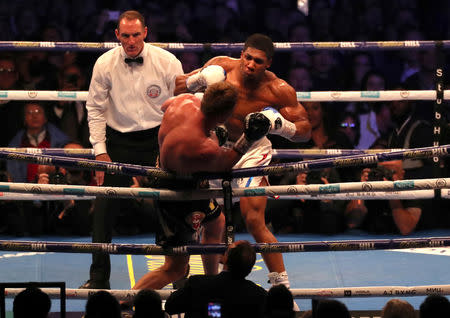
[1, 39, 450, 316]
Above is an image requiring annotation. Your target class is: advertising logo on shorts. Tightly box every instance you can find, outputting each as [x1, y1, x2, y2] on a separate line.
[146, 85, 161, 98]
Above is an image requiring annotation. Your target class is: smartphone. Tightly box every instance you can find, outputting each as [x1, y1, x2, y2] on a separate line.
[107, 10, 120, 21]
[207, 302, 221, 318]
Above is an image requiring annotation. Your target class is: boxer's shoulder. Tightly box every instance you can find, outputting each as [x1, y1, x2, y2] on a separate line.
[162, 94, 198, 112]
[205, 56, 238, 72]
[264, 75, 297, 103]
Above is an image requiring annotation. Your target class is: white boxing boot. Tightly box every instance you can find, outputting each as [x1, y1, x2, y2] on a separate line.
[268, 271, 300, 312]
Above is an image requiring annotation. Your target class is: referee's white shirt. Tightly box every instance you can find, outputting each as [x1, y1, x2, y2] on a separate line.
[86, 43, 183, 156]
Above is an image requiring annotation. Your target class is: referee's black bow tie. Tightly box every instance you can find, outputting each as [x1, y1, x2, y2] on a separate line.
[124, 56, 144, 65]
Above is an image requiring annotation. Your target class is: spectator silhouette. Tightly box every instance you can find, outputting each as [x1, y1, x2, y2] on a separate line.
[13, 286, 51, 318]
[315, 299, 351, 318]
[165, 240, 267, 318]
[419, 294, 450, 318]
[381, 298, 415, 318]
[84, 290, 121, 318]
[133, 289, 165, 318]
[265, 284, 295, 318]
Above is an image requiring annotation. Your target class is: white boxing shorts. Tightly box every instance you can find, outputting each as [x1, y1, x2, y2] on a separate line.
[210, 136, 272, 203]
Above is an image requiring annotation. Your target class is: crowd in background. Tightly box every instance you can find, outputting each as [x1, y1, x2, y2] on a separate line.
[0, 0, 450, 236]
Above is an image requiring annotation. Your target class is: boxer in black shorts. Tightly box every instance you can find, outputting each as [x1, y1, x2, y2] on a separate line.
[129, 81, 271, 293]
[152, 177, 221, 247]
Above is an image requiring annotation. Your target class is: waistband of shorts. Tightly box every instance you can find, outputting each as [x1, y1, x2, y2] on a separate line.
[106, 125, 160, 140]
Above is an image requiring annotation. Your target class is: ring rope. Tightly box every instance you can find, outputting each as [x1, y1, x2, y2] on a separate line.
[4, 284, 450, 300]
[440, 190, 450, 198]
[1, 89, 449, 102]
[0, 147, 95, 158]
[0, 193, 94, 200]
[0, 190, 437, 201]
[1, 236, 449, 255]
[224, 144, 450, 180]
[0, 147, 433, 161]
[295, 90, 449, 101]
[272, 148, 409, 159]
[0, 175, 449, 200]
[0, 145, 448, 181]
[1, 149, 178, 181]
[1, 40, 450, 52]
[0, 147, 425, 160]
[3, 288, 170, 300]
[274, 189, 435, 200]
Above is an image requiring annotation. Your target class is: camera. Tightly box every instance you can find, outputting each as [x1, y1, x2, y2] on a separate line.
[207, 302, 221, 318]
[50, 169, 66, 184]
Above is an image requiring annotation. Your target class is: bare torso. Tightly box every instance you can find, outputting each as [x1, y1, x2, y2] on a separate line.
[159, 93, 243, 174]
[207, 57, 295, 141]
[158, 94, 209, 173]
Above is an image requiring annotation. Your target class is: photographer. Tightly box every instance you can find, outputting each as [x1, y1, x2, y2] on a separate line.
[345, 161, 422, 235]
[0, 171, 22, 235]
[299, 168, 347, 234]
[267, 168, 346, 234]
[36, 142, 93, 235]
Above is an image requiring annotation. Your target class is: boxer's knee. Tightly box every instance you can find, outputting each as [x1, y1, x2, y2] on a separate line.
[243, 211, 266, 234]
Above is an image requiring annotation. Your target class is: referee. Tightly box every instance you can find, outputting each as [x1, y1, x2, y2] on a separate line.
[80, 10, 183, 289]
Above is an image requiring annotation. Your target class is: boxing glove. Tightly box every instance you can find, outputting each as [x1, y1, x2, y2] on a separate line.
[186, 65, 226, 92]
[260, 107, 297, 140]
[233, 112, 271, 154]
[214, 125, 228, 146]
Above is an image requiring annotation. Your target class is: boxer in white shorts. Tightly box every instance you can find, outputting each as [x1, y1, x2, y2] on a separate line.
[210, 137, 272, 204]
[176, 34, 311, 308]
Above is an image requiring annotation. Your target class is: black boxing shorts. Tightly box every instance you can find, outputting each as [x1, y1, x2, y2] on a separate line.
[155, 198, 221, 247]
[145, 169, 221, 247]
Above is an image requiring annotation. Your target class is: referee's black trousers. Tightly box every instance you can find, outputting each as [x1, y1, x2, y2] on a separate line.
[89, 126, 159, 282]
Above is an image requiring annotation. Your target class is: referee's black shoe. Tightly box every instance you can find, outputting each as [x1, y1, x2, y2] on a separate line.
[79, 279, 110, 289]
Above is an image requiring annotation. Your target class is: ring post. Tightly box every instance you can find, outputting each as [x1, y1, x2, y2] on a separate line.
[222, 179, 234, 245]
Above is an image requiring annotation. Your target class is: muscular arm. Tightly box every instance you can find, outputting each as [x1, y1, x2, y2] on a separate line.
[174, 56, 231, 95]
[170, 137, 243, 173]
[275, 83, 311, 142]
[174, 70, 199, 95]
